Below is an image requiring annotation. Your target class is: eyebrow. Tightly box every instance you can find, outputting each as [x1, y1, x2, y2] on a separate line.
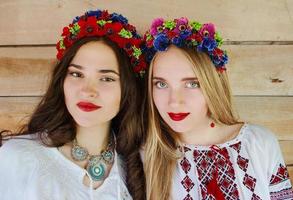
[152, 77, 198, 81]
[69, 63, 120, 76]
[182, 77, 198, 81]
[152, 77, 166, 81]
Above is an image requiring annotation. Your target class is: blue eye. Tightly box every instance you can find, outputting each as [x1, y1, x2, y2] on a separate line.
[185, 81, 200, 88]
[155, 81, 168, 89]
[100, 77, 115, 82]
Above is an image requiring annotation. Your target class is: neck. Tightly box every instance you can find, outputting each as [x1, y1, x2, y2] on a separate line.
[75, 123, 111, 155]
[179, 118, 238, 146]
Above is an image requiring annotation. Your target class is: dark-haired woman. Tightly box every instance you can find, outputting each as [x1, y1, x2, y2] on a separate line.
[0, 9, 146, 200]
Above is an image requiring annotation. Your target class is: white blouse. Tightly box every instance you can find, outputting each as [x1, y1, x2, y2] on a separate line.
[0, 136, 132, 200]
[171, 123, 293, 200]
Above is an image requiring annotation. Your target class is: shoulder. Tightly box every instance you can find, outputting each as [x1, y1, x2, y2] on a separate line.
[0, 136, 43, 169]
[242, 123, 279, 147]
[0, 136, 43, 194]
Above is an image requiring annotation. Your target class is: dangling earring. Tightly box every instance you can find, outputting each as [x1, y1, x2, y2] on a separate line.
[207, 110, 215, 128]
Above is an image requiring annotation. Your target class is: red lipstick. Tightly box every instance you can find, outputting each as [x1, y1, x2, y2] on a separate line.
[77, 102, 101, 112]
[168, 112, 190, 121]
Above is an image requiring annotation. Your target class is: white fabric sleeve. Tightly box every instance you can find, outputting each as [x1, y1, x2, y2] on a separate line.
[0, 139, 38, 200]
[267, 133, 293, 199]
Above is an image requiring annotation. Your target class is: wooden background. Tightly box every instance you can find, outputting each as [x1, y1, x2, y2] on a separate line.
[0, 0, 292, 184]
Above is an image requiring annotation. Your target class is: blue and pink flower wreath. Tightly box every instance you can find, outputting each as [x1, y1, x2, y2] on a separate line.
[56, 9, 147, 75]
[144, 17, 228, 72]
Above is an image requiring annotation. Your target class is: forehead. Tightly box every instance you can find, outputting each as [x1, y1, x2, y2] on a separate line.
[152, 46, 196, 78]
[71, 41, 119, 70]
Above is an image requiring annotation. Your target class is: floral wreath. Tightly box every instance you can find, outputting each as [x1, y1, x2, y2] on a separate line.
[56, 9, 146, 75]
[143, 17, 228, 72]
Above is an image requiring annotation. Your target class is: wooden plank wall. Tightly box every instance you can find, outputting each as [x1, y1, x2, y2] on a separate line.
[0, 0, 292, 184]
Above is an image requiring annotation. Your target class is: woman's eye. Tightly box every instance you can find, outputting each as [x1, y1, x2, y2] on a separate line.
[69, 71, 83, 78]
[155, 81, 168, 89]
[185, 81, 200, 88]
[100, 77, 115, 82]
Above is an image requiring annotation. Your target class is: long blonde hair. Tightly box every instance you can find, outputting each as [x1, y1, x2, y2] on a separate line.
[144, 46, 241, 200]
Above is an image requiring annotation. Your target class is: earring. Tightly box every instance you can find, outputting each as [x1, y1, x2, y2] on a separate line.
[210, 122, 215, 128]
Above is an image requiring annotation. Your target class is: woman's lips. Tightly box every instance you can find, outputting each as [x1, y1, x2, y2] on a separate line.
[77, 102, 101, 112]
[168, 112, 190, 121]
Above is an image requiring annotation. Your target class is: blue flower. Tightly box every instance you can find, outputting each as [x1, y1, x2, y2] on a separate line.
[144, 47, 157, 62]
[172, 36, 183, 47]
[86, 10, 102, 18]
[197, 37, 217, 52]
[72, 10, 102, 23]
[179, 30, 191, 39]
[211, 54, 228, 67]
[110, 13, 128, 24]
[154, 34, 169, 51]
[72, 16, 80, 24]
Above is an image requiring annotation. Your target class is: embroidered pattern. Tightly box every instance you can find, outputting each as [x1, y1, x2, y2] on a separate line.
[270, 164, 290, 185]
[180, 150, 194, 200]
[270, 188, 293, 200]
[192, 147, 240, 199]
[178, 140, 292, 200]
[230, 142, 261, 199]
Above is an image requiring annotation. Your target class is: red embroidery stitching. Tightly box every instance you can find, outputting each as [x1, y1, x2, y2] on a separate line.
[270, 164, 290, 185]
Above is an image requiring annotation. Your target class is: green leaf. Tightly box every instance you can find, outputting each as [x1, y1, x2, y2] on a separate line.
[97, 20, 106, 26]
[190, 21, 202, 31]
[132, 46, 142, 59]
[164, 20, 176, 30]
[215, 32, 223, 46]
[69, 23, 80, 35]
[119, 28, 133, 39]
[59, 38, 65, 49]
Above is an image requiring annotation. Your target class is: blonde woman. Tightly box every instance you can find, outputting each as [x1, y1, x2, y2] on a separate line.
[142, 17, 293, 199]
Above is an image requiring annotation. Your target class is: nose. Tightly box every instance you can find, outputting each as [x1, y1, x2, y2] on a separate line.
[80, 78, 98, 98]
[168, 88, 184, 108]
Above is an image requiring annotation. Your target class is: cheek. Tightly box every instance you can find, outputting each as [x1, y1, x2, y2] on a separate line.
[152, 88, 168, 112]
[187, 90, 208, 114]
[102, 84, 121, 107]
[63, 78, 79, 104]
[63, 78, 71, 101]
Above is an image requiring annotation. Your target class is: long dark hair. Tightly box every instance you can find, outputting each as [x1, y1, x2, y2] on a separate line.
[0, 36, 146, 200]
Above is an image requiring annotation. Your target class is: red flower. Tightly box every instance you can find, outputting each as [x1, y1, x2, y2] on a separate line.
[125, 24, 136, 32]
[133, 61, 146, 73]
[213, 48, 224, 57]
[77, 16, 99, 37]
[217, 67, 226, 72]
[104, 22, 123, 35]
[77, 18, 86, 28]
[56, 50, 64, 60]
[96, 10, 110, 20]
[167, 31, 177, 39]
[76, 26, 87, 39]
[109, 34, 128, 48]
[63, 37, 74, 47]
[61, 26, 71, 37]
[146, 38, 154, 48]
[129, 38, 142, 47]
[56, 41, 62, 51]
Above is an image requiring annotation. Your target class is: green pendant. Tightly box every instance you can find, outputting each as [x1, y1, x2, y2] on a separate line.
[86, 156, 106, 181]
[71, 145, 88, 161]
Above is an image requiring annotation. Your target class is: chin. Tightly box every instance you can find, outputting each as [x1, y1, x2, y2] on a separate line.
[74, 119, 98, 128]
[168, 122, 191, 134]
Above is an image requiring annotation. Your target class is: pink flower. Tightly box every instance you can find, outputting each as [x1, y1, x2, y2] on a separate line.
[199, 23, 215, 39]
[174, 17, 190, 34]
[150, 18, 164, 35]
[176, 17, 188, 25]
